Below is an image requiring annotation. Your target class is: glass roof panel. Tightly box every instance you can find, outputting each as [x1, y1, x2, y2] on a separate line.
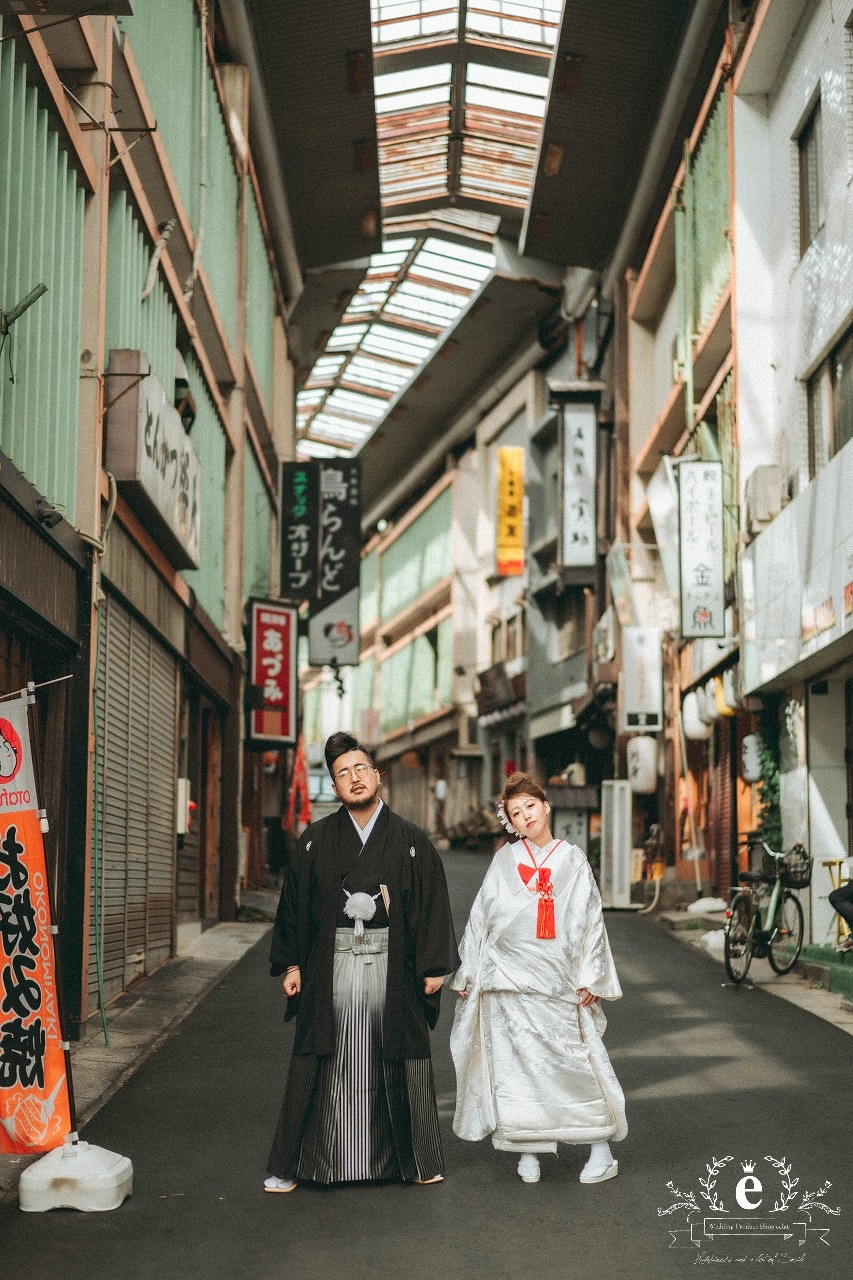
[466, 1, 562, 47]
[371, 1, 459, 47]
[298, 5, 561, 457]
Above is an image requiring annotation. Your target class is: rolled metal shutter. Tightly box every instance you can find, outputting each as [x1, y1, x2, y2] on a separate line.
[90, 595, 176, 1007]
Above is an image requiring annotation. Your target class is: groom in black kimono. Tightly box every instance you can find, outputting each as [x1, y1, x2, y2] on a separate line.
[264, 731, 459, 1191]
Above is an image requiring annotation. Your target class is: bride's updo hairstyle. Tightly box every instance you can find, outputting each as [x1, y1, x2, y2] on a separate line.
[500, 771, 547, 808]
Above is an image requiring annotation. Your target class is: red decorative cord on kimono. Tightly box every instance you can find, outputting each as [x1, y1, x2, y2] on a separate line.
[518, 841, 558, 939]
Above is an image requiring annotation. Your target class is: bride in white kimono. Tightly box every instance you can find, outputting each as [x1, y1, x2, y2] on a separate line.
[448, 772, 627, 1185]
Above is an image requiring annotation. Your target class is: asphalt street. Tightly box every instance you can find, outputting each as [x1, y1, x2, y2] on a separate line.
[2, 848, 851, 1280]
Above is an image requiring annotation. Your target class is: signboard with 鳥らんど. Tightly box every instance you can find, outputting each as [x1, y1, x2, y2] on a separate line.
[247, 601, 298, 746]
[309, 461, 361, 667]
[678, 460, 725, 639]
[496, 447, 525, 576]
[0, 694, 72, 1154]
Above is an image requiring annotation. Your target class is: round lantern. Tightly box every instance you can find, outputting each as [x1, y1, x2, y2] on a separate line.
[722, 668, 739, 712]
[627, 735, 658, 794]
[682, 691, 712, 740]
[741, 733, 762, 783]
[704, 680, 721, 720]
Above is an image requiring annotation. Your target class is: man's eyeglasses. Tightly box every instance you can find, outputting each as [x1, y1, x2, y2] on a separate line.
[334, 762, 374, 782]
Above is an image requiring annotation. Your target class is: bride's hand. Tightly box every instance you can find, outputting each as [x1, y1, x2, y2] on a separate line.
[577, 987, 598, 1007]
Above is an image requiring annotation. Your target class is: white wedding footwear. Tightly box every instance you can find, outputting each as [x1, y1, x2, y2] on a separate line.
[517, 1154, 541, 1183]
[579, 1143, 618, 1185]
[264, 1175, 297, 1193]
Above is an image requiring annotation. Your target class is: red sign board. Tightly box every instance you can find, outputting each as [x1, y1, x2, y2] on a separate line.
[248, 601, 297, 746]
[0, 695, 72, 1154]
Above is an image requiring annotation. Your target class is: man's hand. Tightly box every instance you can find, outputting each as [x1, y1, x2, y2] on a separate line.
[423, 976, 444, 996]
[283, 968, 301, 997]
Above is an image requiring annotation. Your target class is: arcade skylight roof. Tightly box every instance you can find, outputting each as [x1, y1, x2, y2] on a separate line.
[296, 0, 562, 456]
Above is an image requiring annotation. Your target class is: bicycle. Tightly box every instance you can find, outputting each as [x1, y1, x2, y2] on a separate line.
[723, 836, 813, 984]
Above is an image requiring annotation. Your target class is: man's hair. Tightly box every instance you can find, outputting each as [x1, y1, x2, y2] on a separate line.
[324, 731, 375, 775]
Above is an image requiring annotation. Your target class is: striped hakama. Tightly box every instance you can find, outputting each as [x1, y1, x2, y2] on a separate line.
[267, 928, 443, 1184]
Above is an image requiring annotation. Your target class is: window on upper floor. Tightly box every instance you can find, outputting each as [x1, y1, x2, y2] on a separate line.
[490, 619, 503, 666]
[798, 97, 824, 255]
[551, 589, 586, 662]
[807, 326, 853, 478]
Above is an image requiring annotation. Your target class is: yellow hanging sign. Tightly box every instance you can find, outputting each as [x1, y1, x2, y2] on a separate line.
[496, 447, 525, 577]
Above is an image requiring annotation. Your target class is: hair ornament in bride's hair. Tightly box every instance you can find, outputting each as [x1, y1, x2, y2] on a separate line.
[495, 800, 516, 834]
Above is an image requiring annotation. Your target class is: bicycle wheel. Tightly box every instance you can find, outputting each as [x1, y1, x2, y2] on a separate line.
[767, 889, 804, 974]
[724, 893, 753, 983]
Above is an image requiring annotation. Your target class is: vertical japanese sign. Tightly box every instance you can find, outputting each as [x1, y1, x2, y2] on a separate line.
[0, 695, 72, 1154]
[561, 401, 598, 568]
[496, 447, 525, 576]
[309, 461, 361, 667]
[248, 601, 298, 746]
[280, 461, 321, 602]
[619, 627, 663, 732]
[678, 460, 725, 639]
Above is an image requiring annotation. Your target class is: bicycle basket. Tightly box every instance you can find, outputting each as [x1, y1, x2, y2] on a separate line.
[782, 845, 812, 889]
[760, 847, 785, 881]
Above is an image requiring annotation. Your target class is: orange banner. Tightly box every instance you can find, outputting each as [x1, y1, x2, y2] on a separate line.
[496, 446, 525, 577]
[0, 698, 72, 1154]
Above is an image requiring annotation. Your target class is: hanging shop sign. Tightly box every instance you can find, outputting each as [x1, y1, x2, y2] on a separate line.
[247, 600, 298, 746]
[309, 461, 361, 667]
[0, 694, 72, 1155]
[496, 447, 525, 576]
[560, 401, 597, 568]
[619, 627, 663, 733]
[678, 460, 725, 639]
[280, 461, 321, 602]
[105, 350, 201, 570]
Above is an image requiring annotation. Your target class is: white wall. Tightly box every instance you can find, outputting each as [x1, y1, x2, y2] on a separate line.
[735, 0, 853, 498]
[807, 678, 849, 944]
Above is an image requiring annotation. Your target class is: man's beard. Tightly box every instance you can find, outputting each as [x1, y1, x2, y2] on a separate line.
[343, 793, 377, 812]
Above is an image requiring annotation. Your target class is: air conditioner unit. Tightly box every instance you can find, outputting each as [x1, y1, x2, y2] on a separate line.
[600, 780, 633, 908]
[744, 465, 785, 540]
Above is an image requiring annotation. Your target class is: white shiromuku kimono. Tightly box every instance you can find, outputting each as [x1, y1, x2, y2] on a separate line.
[449, 839, 627, 1154]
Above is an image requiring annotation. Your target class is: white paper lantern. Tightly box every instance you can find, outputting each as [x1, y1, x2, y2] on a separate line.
[682, 691, 712, 740]
[741, 733, 762, 783]
[627, 735, 658, 793]
[694, 685, 714, 724]
[722, 668, 739, 712]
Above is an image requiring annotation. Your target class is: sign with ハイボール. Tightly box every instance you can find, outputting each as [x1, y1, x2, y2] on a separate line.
[247, 601, 298, 746]
[0, 695, 72, 1155]
[678, 460, 725, 639]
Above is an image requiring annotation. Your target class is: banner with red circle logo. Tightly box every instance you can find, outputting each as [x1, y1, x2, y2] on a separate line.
[0, 695, 72, 1153]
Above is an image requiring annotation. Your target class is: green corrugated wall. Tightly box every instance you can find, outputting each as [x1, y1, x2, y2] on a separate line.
[105, 187, 178, 392]
[246, 188, 274, 409]
[360, 549, 378, 629]
[243, 445, 272, 598]
[689, 92, 730, 338]
[0, 20, 84, 521]
[180, 354, 226, 628]
[380, 485, 452, 621]
[119, 0, 239, 352]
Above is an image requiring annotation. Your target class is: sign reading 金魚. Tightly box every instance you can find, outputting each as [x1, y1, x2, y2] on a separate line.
[496, 447, 525, 577]
[309, 461, 361, 667]
[248, 601, 298, 746]
[280, 461, 321, 602]
[678, 460, 725, 639]
[0, 696, 72, 1154]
